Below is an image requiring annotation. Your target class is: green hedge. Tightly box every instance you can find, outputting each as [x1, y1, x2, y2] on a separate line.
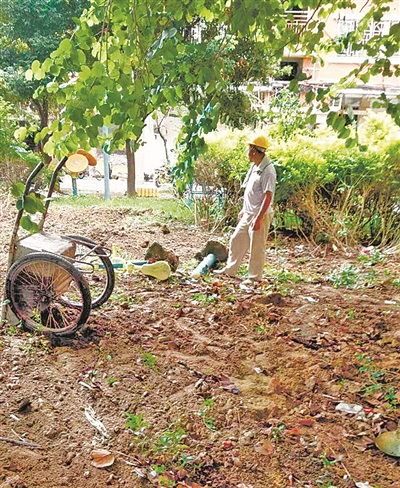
[191, 117, 400, 247]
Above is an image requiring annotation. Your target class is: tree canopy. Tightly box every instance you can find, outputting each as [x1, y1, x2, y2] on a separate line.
[27, 0, 400, 186]
[0, 0, 89, 133]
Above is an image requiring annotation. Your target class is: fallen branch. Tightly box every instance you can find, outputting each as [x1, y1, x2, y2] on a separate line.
[0, 436, 42, 449]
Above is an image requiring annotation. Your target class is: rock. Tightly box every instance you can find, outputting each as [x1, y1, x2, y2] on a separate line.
[0, 476, 27, 488]
[144, 242, 179, 271]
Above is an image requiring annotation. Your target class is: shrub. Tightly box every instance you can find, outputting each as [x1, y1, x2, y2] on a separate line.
[188, 125, 400, 247]
[0, 98, 41, 188]
[189, 129, 251, 229]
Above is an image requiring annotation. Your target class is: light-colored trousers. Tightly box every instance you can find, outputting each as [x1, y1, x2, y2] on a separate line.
[224, 212, 273, 281]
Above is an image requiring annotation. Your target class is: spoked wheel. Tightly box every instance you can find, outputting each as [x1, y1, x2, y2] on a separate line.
[6, 252, 91, 336]
[64, 235, 115, 308]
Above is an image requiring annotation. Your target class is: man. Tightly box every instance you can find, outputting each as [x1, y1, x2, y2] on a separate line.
[215, 135, 276, 285]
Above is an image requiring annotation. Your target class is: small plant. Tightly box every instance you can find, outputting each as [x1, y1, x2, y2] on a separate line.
[106, 377, 118, 386]
[347, 309, 356, 319]
[142, 352, 158, 370]
[198, 398, 216, 431]
[191, 292, 217, 305]
[357, 248, 386, 266]
[155, 425, 188, 454]
[125, 412, 148, 433]
[7, 324, 19, 335]
[254, 325, 267, 334]
[392, 278, 400, 287]
[328, 264, 360, 288]
[384, 387, 399, 410]
[356, 354, 399, 411]
[317, 481, 337, 488]
[270, 424, 285, 443]
[319, 449, 338, 467]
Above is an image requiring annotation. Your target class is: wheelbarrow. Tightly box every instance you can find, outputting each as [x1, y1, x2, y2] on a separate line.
[2, 153, 115, 336]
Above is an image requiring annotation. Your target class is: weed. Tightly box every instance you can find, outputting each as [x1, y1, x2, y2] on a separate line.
[270, 424, 285, 443]
[142, 352, 158, 370]
[18, 335, 50, 355]
[155, 425, 188, 454]
[317, 481, 337, 488]
[106, 377, 118, 386]
[125, 412, 148, 433]
[152, 464, 166, 474]
[192, 292, 217, 305]
[357, 248, 386, 266]
[319, 450, 337, 467]
[202, 398, 214, 408]
[254, 325, 267, 334]
[7, 324, 19, 335]
[328, 264, 360, 288]
[199, 398, 216, 431]
[356, 354, 399, 410]
[108, 293, 142, 306]
[384, 386, 399, 410]
[347, 309, 356, 319]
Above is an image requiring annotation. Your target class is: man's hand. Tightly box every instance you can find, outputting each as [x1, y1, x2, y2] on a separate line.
[251, 216, 262, 231]
[238, 211, 243, 221]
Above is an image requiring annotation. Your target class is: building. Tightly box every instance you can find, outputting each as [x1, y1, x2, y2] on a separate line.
[262, 1, 400, 124]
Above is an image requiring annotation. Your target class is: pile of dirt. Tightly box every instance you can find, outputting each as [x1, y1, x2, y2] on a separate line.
[1, 202, 400, 488]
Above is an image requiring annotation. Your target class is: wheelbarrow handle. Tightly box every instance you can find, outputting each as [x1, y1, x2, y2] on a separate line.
[8, 161, 46, 267]
[38, 156, 68, 231]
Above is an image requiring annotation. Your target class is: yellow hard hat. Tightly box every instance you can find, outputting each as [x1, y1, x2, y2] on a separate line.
[249, 135, 269, 151]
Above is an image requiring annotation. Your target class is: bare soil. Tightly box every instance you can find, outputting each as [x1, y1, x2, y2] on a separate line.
[1, 197, 400, 488]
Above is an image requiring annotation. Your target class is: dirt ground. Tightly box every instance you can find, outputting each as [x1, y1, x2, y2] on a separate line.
[1, 194, 400, 488]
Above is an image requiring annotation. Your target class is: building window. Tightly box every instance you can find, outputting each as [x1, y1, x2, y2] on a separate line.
[285, 7, 308, 27]
[337, 19, 396, 57]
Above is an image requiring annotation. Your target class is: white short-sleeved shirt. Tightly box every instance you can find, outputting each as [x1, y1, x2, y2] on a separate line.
[242, 156, 276, 215]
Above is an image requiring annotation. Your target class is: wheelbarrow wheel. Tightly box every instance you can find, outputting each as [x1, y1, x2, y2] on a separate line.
[6, 252, 91, 336]
[64, 235, 115, 308]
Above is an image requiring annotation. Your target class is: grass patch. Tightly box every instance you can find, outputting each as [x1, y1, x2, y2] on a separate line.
[52, 194, 194, 225]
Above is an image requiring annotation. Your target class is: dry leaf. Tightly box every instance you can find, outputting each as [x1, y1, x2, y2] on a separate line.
[177, 481, 205, 488]
[90, 448, 115, 468]
[299, 419, 315, 427]
[272, 376, 283, 394]
[254, 440, 274, 456]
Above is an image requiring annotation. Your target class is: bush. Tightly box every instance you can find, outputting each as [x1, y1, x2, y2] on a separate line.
[269, 130, 400, 246]
[189, 129, 250, 229]
[0, 98, 41, 188]
[189, 125, 400, 247]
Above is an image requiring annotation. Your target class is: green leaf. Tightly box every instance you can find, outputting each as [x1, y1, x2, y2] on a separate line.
[345, 137, 357, 149]
[24, 194, 45, 214]
[338, 127, 351, 139]
[58, 38, 74, 54]
[92, 61, 106, 77]
[43, 139, 55, 156]
[14, 127, 28, 141]
[79, 65, 91, 82]
[16, 198, 24, 211]
[20, 216, 39, 234]
[326, 111, 338, 128]
[11, 182, 25, 198]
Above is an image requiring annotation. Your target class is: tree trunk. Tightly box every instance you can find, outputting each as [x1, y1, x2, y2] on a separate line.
[32, 97, 51, 164]
[126, 139, 136, 197]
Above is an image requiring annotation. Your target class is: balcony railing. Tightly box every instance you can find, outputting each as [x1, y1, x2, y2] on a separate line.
[338, 19, 397, 57]
[285, 10, 309, 26]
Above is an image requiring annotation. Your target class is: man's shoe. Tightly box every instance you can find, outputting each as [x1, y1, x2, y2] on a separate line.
[213, 267, 227, 275]
[213, 268, 236, 278]
[241, 278, 260, 286]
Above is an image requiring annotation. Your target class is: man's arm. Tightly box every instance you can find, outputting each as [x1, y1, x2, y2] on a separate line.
[251, 191, 272, 231]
